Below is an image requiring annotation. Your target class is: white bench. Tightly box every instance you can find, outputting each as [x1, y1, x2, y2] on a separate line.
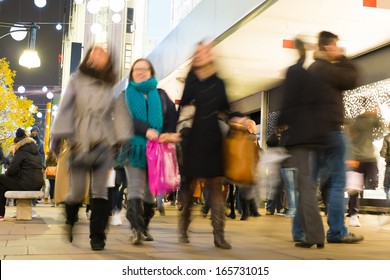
[4, 191, 44, 220]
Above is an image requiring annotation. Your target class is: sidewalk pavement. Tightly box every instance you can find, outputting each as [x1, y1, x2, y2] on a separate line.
[1, 203, 390, 260]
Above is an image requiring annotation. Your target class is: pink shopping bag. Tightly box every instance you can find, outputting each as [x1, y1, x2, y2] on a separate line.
[146, 140, 181, 195]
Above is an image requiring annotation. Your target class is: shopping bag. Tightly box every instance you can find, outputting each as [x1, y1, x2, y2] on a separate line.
[146, 140, 181, 195]
[46, 166, 57, 177]
[106, 168, 116, 188]
[176, 103, 196, 133]
[223, 123, 259, 185]
[346, 170, 364, 195]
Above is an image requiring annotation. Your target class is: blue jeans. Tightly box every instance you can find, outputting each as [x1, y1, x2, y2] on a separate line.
[280, 167, 297, 216]
[321, 131, 349, 241]
[266, 182, 284, 214]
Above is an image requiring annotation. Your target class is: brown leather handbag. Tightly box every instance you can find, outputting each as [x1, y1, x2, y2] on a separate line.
[223, 123, 259, 185]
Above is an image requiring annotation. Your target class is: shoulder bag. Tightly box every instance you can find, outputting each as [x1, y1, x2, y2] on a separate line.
[223, 123, 259, 185]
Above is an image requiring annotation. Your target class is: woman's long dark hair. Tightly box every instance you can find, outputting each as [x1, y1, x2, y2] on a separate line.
[78, 46, 117, 85]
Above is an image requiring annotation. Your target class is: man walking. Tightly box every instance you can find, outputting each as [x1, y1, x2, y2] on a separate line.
[308, 31, 364, 243]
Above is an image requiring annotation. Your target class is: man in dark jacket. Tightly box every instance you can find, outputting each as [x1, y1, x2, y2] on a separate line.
[30, 126, 45, 206]
[0, 128, 44, 220]
[30, 126, 45, 168]
[308, 31, 363, 244]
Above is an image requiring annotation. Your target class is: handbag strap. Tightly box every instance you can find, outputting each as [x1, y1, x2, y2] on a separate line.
[229, 123, 248, 132]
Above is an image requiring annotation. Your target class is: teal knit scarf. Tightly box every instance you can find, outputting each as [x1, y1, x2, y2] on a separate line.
[125, 77, 163, 169]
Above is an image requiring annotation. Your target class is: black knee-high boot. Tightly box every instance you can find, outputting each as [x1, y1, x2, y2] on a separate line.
[126, 199, 145, 245]
[65, 203, 81, 243]
[143, 202, 155, 241]
[89, 198, 110, 250]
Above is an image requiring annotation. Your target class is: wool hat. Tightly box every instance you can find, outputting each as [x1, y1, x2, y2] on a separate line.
[14, 128, 27, 143]
[31, 126, 40, 132]
[16, 128, 26, 138]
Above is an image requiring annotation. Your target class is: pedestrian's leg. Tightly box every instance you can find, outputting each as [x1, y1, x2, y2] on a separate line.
[124, 165, 147, 245]
[323, 132, 349, 241]
[178, 178, 195, 243]
[89, 152, 112, 250]
[208, 177, 231, 249]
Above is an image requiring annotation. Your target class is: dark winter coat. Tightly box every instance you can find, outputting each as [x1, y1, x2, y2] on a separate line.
[179, 71, 231, 178]
[307, 53, 358, 131]
[5, 137, 44, 190]
[132, 89, 178, 135]
[278, 60, 331, 147]
[31, 135, 46, 168]
[117, 89, 178, 162]
[380, 133, 390, 164]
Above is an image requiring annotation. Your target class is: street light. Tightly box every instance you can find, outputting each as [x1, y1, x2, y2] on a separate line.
[0, 22, 41, 69]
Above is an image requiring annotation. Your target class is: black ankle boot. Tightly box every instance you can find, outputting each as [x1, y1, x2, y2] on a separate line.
[295, 241, 324, 249]
[90, 238, 106, 251]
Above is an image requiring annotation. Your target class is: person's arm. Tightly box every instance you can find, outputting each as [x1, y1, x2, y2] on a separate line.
[158, 90, 181, 143]
[318, 57, 358, 91]
[51, 75, 77, 140]
[5, 151, 23, 176]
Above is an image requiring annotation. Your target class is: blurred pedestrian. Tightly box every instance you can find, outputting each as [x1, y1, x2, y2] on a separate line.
[380, 124, 390, 208]
[120, 58, 179, 245]
[265, 130, 286, 216]
[30, 126, 45, 206]
[177, 42, 248, 249]
[237, 119, 262, 220]
[308, 31, 363, 244]
[30, 126, 45, 168]
[109, 148, 128, 226]
[45, 149, 58, 207]
[51, 45, 120, 250]
[278, 38, 327, 248]
[347, 107, 380, 227]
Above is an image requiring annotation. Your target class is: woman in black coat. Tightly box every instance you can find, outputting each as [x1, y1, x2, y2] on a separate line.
[0, 128, 44, 220]
[177, 43, 247, 249]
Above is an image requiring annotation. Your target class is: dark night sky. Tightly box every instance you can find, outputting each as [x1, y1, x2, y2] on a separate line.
[0, 0, 71, 127]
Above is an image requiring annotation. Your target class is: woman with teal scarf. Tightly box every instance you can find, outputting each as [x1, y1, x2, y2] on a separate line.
[121, 58, 180, 245]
